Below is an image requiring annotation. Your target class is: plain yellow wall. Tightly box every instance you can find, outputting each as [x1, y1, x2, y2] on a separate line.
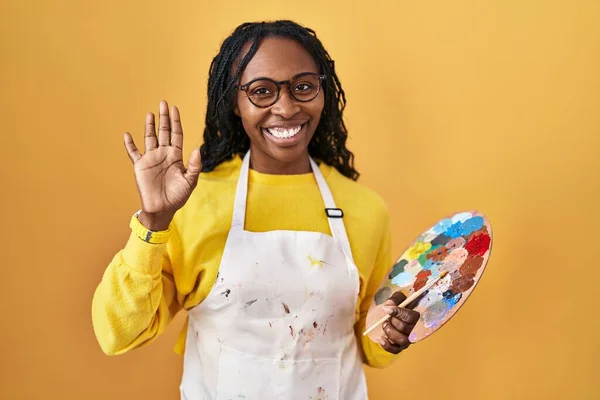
[2, 0, 599, 399]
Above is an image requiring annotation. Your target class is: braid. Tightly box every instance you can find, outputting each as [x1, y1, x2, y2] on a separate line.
[200, 20, 359, 181]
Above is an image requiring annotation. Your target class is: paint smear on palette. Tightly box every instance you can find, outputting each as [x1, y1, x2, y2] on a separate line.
[367, 210, 492, 344]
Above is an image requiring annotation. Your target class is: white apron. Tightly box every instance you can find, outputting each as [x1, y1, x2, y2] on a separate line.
[180, 152, 367, 400]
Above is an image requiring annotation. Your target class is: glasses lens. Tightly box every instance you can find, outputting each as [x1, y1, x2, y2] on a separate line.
[247, 79, 279, 107]
[290, 74, 321, 102]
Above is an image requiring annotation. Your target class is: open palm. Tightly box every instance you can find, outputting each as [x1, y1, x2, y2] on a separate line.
[124, 101, 201, 217]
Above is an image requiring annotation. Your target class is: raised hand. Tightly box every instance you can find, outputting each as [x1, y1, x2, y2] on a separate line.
[123, 100, 201, 230]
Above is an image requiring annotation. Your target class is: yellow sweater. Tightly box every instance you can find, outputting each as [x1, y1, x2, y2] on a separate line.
[92, 155, 398, 368]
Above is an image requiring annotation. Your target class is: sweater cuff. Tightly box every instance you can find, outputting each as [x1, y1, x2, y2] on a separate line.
[122, 231, 168, 275]
[129, 212, 172, 244]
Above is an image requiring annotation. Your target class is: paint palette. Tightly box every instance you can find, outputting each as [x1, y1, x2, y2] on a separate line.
[365, 210, 492, 344]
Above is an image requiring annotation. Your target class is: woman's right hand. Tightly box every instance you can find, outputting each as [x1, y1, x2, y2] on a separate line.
[124, 100, 201, 231]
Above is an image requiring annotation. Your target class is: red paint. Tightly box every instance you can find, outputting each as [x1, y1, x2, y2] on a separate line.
[413, 269, 432, 291]
[467, 226, 488, 241]
[460, 256, 484, 276]
[450, 273, 475, 293]
[465, 233, 491, 258]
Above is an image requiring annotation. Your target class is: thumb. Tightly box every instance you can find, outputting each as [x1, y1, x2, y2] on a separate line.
[385, 290, 422, 310]
[184, 147, 202, 184]
[386, 290, 407, 307]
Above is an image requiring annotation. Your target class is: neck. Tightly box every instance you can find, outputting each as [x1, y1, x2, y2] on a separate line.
[248, 148, 311, 175]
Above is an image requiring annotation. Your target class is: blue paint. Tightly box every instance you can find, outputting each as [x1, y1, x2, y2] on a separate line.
[391, 272, 415, 287]
[444, 221, 464, 238]
[459, 216, 484, 236]
[444, 216, 484, 239]
[422, 259, 440, 276]
[432, 218, 453, 234]
[443, 290, 462, 307]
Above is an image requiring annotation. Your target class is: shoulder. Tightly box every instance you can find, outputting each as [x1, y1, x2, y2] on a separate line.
[322, 163, 390, 224]
[322, 163, 392, 274]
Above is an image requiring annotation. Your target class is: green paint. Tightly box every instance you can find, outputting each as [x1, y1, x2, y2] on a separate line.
[388, 259, 408, 279]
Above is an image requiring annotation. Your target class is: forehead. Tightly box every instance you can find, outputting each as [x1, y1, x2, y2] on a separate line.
[238, 37, 319, 82]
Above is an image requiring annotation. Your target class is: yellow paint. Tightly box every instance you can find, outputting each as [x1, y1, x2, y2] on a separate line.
[403, 242, 432, 261]
[2, 1, 599, 399]
[308, 255, 324, 268]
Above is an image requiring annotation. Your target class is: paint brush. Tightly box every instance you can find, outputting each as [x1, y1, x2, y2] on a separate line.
[363, 271, 449, 336]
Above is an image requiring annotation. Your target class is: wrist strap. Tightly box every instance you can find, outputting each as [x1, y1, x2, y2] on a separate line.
[130, 210, 171, 244]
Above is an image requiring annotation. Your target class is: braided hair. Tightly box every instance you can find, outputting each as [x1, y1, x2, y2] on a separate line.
[199, 20, 359, 181]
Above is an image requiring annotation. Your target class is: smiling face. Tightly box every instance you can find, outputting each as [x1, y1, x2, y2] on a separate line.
[234, 37, 325, 174]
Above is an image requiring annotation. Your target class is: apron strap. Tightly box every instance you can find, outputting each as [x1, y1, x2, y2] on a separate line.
[231, 151, 356, 266]
[230, 151, 251, 230]
[309, 157, 356, 266]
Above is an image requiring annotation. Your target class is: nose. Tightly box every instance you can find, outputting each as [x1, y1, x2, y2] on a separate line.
[270, 85, 301, 118]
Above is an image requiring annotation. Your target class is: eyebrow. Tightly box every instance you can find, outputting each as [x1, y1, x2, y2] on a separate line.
[241, 71, 320, 84]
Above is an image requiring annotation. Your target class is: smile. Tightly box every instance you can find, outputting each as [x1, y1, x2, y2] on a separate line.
[262, 124, 304, 140]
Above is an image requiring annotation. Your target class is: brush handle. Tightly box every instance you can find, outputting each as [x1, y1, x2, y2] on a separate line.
[362, 271, 447, 336]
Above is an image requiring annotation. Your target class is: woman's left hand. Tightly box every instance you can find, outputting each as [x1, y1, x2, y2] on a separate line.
[378, 291, 421, 354]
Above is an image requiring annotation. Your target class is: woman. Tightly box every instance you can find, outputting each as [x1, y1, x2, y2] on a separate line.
[92, 20, 419, 399]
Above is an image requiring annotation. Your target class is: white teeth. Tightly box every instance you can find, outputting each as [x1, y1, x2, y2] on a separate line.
[266, 125, 302, 139]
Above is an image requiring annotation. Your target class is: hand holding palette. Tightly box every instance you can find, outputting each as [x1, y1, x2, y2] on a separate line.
[364, 211, 492, 344]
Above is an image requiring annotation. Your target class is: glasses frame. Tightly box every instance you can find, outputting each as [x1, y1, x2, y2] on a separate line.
[236, 72, 326, 108]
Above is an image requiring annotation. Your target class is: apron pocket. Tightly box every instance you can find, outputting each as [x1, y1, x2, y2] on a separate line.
[215, 343, 340, 400]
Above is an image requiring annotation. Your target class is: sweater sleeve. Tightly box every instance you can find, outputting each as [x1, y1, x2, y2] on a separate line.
[355, 206, 402, 368]
[91, 224, 182, 356]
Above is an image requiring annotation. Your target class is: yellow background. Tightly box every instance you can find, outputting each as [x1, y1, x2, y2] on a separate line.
[2, 0, 599, 399]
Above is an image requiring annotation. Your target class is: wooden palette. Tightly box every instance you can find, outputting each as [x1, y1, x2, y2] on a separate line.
[365, 211, 493, 343]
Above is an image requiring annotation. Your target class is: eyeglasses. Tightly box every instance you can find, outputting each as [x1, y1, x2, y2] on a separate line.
[236, 72, 326, 108]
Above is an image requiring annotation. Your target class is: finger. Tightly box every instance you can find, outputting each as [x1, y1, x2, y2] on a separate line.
[398, 308, 421, 325]
[381, 304, 421, 325]
[170, 105, 183, 150]
[158, 100, 170, 146]
[389, 317, 416, 336]
[387, 290, 424, 310]
[184, 147, 202, 186]
[123, 132, 142, 163]
[382, 321, 411, 347]
[387, 290, 407, 307]
[144, 112, 158, 151]
[378, 336, 404, 355]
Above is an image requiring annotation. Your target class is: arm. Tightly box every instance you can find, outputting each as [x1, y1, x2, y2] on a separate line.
[92, 101, 200, 355]
[355, 208, 402, 368]
[91, 215, 181, 355]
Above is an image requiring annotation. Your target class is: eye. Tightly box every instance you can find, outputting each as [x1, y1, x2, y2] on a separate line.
[251, 87, 274, 97]
[294, 82, 314, 93]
